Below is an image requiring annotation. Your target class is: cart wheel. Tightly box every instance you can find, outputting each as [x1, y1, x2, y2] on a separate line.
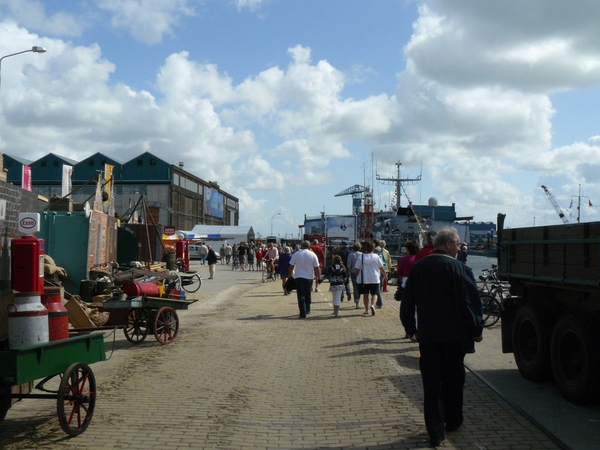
[0, 380, 10, 424]
[166, 270, 182, 290]
[124, 308, 149, 343]
[154, 306, 179, 345]
[182, 273, 201, 293]
[57, 363, 96, 436]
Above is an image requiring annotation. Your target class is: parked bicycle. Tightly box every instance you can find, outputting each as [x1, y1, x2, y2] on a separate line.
[478, 265, 508, 327]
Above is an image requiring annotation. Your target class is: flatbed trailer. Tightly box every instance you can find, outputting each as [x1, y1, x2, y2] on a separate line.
[497, 213, 600, 404]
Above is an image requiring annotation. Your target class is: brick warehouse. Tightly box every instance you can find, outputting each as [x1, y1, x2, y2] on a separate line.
[2, 151, 239, 231]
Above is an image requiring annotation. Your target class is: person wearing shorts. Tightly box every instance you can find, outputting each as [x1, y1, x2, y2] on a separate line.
[354, 241, 387, 316]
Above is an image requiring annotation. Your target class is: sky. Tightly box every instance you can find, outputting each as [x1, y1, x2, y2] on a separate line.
[1, 0, 600, 239]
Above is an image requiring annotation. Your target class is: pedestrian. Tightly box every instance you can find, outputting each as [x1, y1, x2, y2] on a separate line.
[238, 242, 247, 270]
[328, 255, 346, 317]
[379, 240, 392, 292]
[278, 246, 292, 295]
[224, 242, 232, 265]
[400, 227, 484, 448]
[457, 242, 468, 264]
[414, 230, 437, 262]
[354, 241, 387, 316]
[347, 242, 362, 309]
[337, 241, 351, 302]
[310, 240, 325, 292]
[288, 240, 321, 318]
[199, 242, 208, 265]
[374, 244, 386, 308]
[397, 239, 419, 292]
[256, 245, 264, 270]
[219, 244, 226, 264]
[247, 245, 255, 270]
[207, 245, 218, 279]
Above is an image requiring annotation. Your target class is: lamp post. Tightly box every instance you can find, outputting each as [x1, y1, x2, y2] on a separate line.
[0, 46, 47, 92]
[271, 212, 281, 236]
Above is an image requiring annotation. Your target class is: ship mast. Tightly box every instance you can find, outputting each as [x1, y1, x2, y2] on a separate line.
[376, 161, 421, 210]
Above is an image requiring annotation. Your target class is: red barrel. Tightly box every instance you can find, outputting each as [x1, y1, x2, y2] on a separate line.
[41, 288, 69, 341]
[122, 281, 160, 298]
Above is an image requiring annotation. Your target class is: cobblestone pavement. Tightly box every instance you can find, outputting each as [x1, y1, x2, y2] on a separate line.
[0, 269, 560, 449]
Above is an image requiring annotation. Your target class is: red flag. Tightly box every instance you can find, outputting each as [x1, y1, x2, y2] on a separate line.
[589, 200, 593, 207]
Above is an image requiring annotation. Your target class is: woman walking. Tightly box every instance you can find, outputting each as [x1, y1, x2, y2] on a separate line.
[278, 246, 293, 295]
[329, 255, 347, 317]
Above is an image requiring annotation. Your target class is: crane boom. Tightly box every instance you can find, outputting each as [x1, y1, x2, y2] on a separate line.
[541, 185, 569, 224]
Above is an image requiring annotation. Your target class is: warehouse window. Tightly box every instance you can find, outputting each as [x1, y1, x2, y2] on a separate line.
[137, 160, 143, 166]
[150, 159, 156, 166]
[89, 160, 95, 166]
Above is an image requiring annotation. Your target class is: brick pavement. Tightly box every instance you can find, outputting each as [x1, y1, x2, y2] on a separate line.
[0, 273, 560, 449]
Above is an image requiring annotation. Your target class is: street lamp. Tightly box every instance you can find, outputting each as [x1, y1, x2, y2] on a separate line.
[270, 212, 281, 236]
[0, 46, 47, 92]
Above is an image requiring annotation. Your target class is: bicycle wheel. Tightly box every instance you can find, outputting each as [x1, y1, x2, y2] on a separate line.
[262, 266, 268, 283]
[481, 294, 501, 327]
[182, 273, 201, 293]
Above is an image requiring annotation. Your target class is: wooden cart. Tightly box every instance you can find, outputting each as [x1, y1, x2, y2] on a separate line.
[102, 295, 197, 345]
[0, 333, 106, 436]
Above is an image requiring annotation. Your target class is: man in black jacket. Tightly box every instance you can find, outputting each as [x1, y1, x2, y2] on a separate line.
[400, 227, 483, 448]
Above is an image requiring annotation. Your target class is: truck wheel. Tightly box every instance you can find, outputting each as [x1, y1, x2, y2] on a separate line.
[512, 304, 553, 381]
[551, 313, 600, 404]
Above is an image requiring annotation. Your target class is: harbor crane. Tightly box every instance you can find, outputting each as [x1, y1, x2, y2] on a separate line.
[335, 184, 366, 215]
[541, 185, 572, 224]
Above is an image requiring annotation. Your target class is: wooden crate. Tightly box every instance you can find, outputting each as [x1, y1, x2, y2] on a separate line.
[65, 298, 96, 329]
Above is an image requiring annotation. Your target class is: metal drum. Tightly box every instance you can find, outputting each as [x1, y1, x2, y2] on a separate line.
[8, 292, 49, 349]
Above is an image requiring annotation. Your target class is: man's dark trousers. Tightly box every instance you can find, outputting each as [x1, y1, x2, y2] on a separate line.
[295, 278, 313, 316]
[419, 341, 466, 442]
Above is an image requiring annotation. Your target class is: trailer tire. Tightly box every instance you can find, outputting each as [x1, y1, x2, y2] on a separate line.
[551, 313, 600, 404]
[512, 304, 553, 381]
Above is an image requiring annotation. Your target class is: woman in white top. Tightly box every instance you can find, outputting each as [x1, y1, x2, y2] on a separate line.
[354, 241, 387, 316]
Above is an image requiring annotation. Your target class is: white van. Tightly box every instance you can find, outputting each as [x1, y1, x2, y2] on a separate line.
[189, 245, 202, 259]
[189, 244, 220, 260]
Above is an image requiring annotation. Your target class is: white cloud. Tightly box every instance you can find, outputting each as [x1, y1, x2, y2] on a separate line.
[233, 0, 267, 13]
[0, 0, 85, 37]
[95, 0, 195, 44]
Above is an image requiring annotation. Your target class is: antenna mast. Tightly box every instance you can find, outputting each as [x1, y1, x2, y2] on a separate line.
[376, 161, 421, 209]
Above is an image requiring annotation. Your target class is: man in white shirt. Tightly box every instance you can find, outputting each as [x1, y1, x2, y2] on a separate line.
[288, 240, 321, 318]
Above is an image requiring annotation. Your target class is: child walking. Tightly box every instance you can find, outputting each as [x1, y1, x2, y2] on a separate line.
[329, 255, 347, 317]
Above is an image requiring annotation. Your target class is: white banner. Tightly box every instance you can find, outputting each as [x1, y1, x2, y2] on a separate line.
[62, 165, 73, 197]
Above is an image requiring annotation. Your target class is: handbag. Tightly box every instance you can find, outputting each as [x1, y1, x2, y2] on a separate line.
[394, 285, 404, 301]
[357, 253, 365, 294]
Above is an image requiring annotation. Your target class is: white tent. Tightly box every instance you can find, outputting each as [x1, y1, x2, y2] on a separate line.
[188, 225, 255, 245]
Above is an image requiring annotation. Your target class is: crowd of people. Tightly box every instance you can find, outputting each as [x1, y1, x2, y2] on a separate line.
[194, 229, 484, 447]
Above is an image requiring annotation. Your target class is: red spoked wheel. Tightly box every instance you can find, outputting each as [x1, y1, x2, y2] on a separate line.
[57, 363, 97, 436]
[124, 308, 149, 343]
[154, 306, 179, 345]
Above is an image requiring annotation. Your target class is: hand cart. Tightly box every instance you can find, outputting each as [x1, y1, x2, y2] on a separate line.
[102, 295, 197, 345]
[0, 333, 106, 436]
[167, 269, 202, 293]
